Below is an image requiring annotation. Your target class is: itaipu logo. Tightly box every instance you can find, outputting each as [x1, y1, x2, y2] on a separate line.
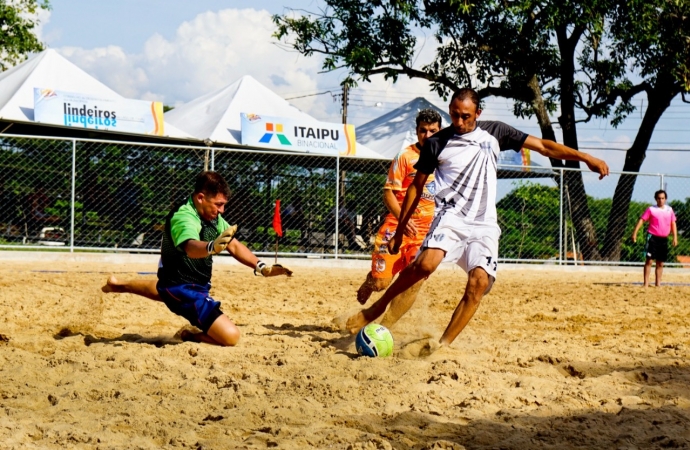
[259, 122, 291, 145]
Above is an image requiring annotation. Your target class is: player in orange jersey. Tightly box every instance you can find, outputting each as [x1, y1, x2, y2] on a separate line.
[356, 109, 442, 327]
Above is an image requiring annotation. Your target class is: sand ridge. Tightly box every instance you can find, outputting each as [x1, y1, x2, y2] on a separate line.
[0, 261, 689, 449]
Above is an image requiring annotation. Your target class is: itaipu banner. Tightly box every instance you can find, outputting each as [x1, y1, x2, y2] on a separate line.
[33, 88, 165, 136]
[240, 113, 357, 156]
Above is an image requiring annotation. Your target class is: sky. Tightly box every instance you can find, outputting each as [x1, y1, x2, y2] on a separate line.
[36, 1, 690, 200]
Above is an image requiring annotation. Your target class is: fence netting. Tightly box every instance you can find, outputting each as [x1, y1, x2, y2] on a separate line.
[1, 135, 688, 265]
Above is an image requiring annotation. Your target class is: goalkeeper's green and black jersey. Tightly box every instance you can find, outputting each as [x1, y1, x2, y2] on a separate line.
[158, 197, 230, 286]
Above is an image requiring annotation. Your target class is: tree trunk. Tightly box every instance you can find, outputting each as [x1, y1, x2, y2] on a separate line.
[601, 82, 678, 260]
[527, 76, 558, 149]
[556, 24, 601, 261]
[526, 75, 566, 189]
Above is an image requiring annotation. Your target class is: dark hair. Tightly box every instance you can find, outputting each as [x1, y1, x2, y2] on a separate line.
[654, 189, 667, 200]
[415, 108, 442, 128]
[450, 88, 481, 111]
[194, 171, 230, 198]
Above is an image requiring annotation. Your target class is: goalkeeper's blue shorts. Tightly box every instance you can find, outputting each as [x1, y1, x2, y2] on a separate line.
[156, 282, 223, 332]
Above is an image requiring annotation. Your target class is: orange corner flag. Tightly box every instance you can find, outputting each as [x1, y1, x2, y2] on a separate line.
[273, 199, 283, 237]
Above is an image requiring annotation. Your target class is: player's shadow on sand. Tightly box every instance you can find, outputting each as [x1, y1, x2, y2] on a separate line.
[527, 353, 690, 393]
[341, 404, 690, 449]
[340, 362, 690, 448]
[53, 327, 182, 347]
[262, 323, 358, 357]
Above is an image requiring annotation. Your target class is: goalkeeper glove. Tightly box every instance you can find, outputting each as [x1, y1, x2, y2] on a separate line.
[206, 224, 237, 255]
[254, 261, 293, 277]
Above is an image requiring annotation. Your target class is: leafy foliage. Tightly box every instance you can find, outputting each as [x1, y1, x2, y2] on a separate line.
[275, 1, 630, 119]
[0, 0, 49, 71]
[274, 0, 690, 261]
[497, 182, 560, 260]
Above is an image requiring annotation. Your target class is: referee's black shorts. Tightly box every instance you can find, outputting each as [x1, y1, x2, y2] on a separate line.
[644, 233, 669, 262]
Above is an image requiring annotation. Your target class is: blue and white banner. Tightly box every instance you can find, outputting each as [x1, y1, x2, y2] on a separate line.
[240, 113, 357, 156]
[33, 88, 165, 135]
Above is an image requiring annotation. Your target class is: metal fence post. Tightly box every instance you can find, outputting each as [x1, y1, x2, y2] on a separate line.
[211, 148, 215, 171]
[660, 173, 664, 191]
[70, 139, 76, 253]
[335, 154, 340, 259]
[559, 168, 563, 266]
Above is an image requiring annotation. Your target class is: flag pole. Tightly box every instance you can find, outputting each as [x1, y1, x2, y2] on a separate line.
[272, 199, 283, 264]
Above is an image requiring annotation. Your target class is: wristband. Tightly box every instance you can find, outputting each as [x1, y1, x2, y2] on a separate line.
[206, 240, 214, 255]
[254, 261, 267, 276]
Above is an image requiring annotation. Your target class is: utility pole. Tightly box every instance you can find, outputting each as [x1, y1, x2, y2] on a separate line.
[341, 81, 349, 125]
[338, 81, 350, 253]
[339, 81, 349, 197]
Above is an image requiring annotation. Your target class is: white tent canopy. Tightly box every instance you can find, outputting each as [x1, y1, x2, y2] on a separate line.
[0, 49, 190, 139]
[166, 75, 387, 159]
[357, 96, 547, 175]
[356, 97, 451, 159]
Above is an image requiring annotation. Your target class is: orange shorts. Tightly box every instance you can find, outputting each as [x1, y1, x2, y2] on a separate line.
[370, 214, 431, 279]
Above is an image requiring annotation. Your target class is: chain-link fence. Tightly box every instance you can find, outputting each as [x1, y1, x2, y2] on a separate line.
[495, 166, 690, 266]
[1, 134, 689, 266]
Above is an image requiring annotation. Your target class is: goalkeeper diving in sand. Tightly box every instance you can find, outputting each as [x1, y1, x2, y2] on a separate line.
[102, 171, 292, 346]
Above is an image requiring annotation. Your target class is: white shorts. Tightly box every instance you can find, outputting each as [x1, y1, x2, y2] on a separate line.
[422, 214, 500, 281]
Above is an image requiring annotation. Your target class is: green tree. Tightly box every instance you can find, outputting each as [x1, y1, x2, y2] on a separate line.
[671, 197, 690, 239]
[495, 182, 688, 263]
[600, 0, 690, 260]
[0, 0, 50, 71]
[274, 0, 690, 261]
[497, 182, 560, 260]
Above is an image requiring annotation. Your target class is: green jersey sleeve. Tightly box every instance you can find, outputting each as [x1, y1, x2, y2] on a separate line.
[170, 207, 202, 251]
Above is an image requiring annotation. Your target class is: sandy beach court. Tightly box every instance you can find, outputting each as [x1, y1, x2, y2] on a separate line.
[1, 259, 689, 449]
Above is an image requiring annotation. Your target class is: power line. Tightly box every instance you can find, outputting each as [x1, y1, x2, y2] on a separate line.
[282, 86, 342, 97]
[347, 96, 690, 116]
[284, 90, 338, 101]
[346, 91, 690, 113]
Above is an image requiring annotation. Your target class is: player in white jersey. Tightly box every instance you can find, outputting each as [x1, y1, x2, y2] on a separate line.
[346, 88, 609, 349]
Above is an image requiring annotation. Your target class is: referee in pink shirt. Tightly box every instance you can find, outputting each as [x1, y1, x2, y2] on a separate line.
[632, 190, 678, 287]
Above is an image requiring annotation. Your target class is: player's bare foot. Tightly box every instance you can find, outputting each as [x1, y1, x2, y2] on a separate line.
[180, 329, 202, 342]
[346, 311, 370, 335]
[101, 275, 124, 293]
[356, 274, 391, 305]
